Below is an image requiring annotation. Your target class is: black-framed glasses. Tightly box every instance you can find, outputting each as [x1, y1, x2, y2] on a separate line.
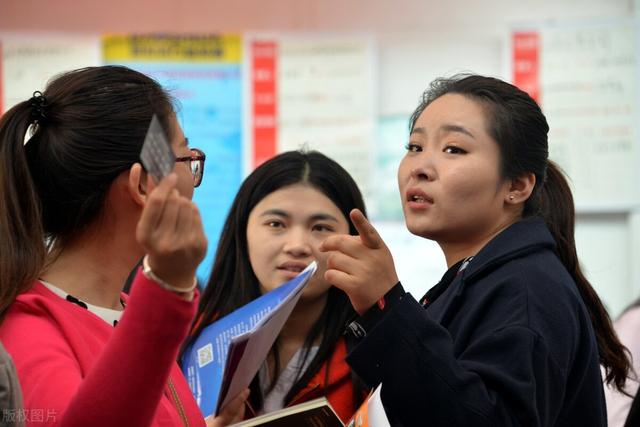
[175, 148, 206, 188]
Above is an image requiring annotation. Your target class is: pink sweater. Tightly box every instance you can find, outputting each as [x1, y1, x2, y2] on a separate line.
[0, 272, 205, 427]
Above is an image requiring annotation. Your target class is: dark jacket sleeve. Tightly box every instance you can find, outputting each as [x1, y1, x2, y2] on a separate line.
[347, 295, 566, 427]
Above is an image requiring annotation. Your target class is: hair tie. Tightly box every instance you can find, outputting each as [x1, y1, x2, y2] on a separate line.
[29, 91, 48, 123]
[23, 91, 48, 145]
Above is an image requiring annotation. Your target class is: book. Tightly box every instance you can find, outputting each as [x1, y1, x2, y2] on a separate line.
[230, 397, 343, 427]
[346, 385, 390, 427]
[228, 384, 390, 427]
[181, 261, 318, 416]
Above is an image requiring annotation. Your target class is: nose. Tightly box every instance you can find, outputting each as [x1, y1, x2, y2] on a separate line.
[283, 227, 312, 257]
[410, 167, 429, 181]
[409, 166, 432, 181]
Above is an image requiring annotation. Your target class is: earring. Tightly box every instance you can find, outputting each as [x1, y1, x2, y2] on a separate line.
[508, 194, 515, 201]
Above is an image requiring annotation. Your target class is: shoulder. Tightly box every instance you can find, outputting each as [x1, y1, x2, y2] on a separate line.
[0, 281, 111, 366]
[461, 217, 576, 306]
[0, 283, 76, 351]
[456, 241, 593, 348]
[469, 251, 587, 329]
[464, 227, 580, 308]
[2, 282, 65, 328]
[613, 305, 640, 360]
[477, 254, 597, 365]
[616, 304, 640, 329]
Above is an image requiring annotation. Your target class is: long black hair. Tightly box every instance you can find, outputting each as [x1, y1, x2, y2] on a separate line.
[0, 65, 175, 321]
[183, 150, 368, 411]
[409, 74, 630, 392]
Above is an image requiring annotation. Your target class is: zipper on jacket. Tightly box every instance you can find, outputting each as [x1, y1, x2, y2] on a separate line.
[168, 377, 190, 427]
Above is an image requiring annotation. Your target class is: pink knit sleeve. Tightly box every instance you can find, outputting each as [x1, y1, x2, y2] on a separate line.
[61, 272, 200, 427]
[1, 271, 204, 427]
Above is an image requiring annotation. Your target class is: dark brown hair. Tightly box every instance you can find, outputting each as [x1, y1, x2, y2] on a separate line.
[182, 150, 368, 411]
[0, 65, 175, 320]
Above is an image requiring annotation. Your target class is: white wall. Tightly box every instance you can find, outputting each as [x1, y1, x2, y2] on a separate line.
[366, 0, 635, 316]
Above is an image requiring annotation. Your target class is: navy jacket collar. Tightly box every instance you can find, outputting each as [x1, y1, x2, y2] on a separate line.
[461, 217, 557, 284]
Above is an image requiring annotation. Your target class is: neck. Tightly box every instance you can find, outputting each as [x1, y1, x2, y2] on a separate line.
[269, 293, 328, 376]
[40, 223, 142, 310]
[439, 217, 517, 268]
[279, 293, 328, 347]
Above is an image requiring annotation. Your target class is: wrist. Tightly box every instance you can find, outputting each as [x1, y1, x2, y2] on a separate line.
[346, 282, 406, 339]
[142, 255, 197, 299]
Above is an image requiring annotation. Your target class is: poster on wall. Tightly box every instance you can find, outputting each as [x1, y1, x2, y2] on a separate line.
[0, 35, 100, 113]
[511, 22, 640, 211]
[104, 34, 244, 282]
[245, 33, 376, 201]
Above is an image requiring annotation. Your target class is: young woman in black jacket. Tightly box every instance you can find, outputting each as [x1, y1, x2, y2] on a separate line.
[320, 74, 630, 427]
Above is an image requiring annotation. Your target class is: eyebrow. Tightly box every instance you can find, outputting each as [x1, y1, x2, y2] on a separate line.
[259, 209, 341, 223]
[411, 124, 475, 139]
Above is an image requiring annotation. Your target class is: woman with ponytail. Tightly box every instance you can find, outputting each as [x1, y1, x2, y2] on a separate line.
[0, 66, 245, 426]
[319, 74, 629, 426]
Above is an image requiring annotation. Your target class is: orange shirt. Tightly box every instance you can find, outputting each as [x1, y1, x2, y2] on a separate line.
[286, 338, 360, 423]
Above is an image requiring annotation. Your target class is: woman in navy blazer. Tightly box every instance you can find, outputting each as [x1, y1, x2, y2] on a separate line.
[320, 74, 630, 426]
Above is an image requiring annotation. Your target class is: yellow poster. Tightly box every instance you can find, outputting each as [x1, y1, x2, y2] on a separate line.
[103, 34, 241, 63]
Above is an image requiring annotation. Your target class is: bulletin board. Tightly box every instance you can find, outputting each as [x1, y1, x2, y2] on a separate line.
[244, 33, 377, 202]
[512, 21, 640, 212]
[0, 32, 378, 283]
[0, 34, 100, 113]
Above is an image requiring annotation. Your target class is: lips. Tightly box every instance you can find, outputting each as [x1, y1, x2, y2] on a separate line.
[277, 261, 309, 273]
[406, 188, 434, 204]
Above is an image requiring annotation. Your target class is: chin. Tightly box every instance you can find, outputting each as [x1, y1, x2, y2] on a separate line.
[405, 221, 438, 240]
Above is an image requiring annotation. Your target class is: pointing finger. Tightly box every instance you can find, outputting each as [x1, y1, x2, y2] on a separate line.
[350, 209, 384, 249]
[319, 234, 362, 257]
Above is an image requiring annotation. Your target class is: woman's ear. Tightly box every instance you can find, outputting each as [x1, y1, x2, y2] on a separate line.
[505, 172, 536, 204]
[128, 163, 148, 207]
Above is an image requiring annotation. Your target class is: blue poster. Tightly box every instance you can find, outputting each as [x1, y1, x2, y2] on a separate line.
[104, 35, 244, 283]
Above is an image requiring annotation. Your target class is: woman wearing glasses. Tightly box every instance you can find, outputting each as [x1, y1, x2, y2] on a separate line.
[0, 66, 245, 427]
[177, 147, 206, 188]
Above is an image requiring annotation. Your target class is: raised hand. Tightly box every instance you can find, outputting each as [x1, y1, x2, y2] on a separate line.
[136, 173, 208, 291]
[320, 209, 399, 314]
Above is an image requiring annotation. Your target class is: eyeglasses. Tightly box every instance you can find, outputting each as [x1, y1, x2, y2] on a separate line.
[175, 148, 206, 188]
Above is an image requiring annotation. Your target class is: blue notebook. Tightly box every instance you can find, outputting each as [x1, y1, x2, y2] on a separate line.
[181, 262, 317, 416]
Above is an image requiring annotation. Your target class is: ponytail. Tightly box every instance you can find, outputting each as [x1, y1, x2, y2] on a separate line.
[415, 74, 632, 392]
[538, 160, 630, 392]
[1, 66, 177, 323]
[0, 102, 47, 321]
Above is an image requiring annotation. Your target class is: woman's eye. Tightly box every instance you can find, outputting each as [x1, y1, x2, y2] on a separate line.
[404, 143, 422, 152]
[266, 220, 284, 228]
[312, 224, 334, 233]
[444, 145, 466, 154]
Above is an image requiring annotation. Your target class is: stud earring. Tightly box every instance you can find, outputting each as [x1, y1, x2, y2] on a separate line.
[508, 194, 515, 201]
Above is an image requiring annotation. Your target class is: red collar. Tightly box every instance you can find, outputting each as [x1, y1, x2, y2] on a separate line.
[288, 338, 350, 405]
